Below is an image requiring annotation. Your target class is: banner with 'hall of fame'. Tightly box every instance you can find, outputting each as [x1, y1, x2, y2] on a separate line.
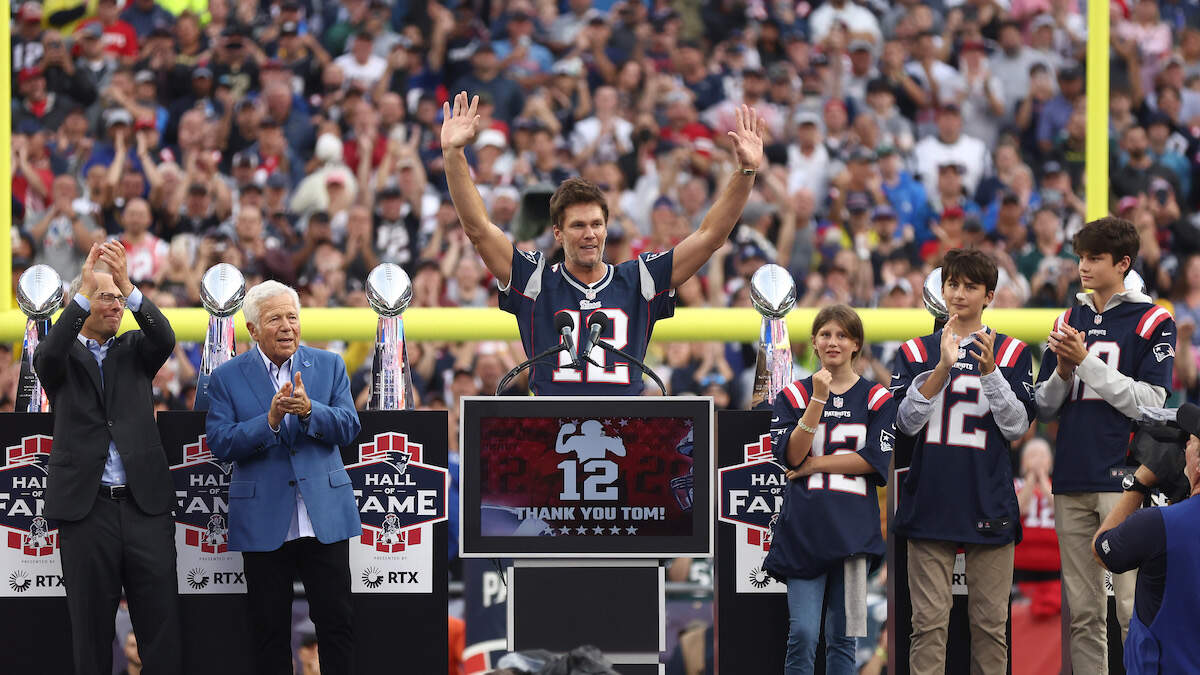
[718, 431, 787, 594]
[169, 431, 246, 595]
[343, 412, 449, 595]
[0, 416, 65, 598]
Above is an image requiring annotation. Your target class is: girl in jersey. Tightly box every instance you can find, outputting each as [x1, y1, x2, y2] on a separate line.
[764, 304, 897, 675]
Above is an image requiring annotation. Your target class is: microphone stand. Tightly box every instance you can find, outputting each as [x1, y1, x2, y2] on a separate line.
[590, 341, 668, 395]
[495, 342, 571, 396]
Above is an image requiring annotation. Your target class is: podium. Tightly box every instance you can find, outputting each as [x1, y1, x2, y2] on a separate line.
[459, 396, 713, 671]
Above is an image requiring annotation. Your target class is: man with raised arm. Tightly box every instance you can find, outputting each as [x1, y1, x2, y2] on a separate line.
[440, 91, 764, 395]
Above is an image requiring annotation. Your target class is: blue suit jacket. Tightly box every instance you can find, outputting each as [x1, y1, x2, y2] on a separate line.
[205, 345, 362, 552]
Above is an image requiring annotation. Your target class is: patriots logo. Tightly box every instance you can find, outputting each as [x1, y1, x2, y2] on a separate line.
[1153, 343, 1175, 363]
[518, 249, 540, 264]
[1024, 382, 1035, 398]
[642, 251, 667, 262]
[879, 428, 895, 454]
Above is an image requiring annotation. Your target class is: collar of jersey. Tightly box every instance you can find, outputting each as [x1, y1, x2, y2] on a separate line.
[1076, 288, 1154, 313]
[559, 262, 613, 296]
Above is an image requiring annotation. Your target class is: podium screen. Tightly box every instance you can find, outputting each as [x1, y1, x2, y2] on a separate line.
[460, 397, 713, 557]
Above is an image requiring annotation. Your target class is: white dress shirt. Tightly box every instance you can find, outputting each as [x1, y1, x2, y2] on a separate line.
[259, 348, 316, 541]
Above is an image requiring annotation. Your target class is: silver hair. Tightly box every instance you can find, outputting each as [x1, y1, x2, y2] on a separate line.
[242, 280, 300, 326]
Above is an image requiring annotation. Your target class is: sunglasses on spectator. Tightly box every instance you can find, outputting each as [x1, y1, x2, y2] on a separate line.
[93, 292, 128, 307]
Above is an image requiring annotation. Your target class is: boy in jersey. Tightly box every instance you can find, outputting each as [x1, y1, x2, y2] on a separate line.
[891, 248, 1035, 675]
[440, 91, 764, 395]
[765, 304, 896, 674]
[1035, 217, 1174, 674]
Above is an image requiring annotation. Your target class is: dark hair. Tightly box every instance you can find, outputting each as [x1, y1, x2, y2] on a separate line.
[549, 177, 609, 231]
[943, 247, 998, 293]
[1072, 217, 1139, 274]
[811, 304, 865, 362]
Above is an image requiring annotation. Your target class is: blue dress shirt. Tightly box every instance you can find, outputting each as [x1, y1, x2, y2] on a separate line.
[74, 288, 143, 486]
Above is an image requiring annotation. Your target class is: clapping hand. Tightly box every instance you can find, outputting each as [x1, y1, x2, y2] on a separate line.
[441, 91, 481, 151]
[280, 372, 312, 418]
[269, 380, 292, 430]
[1048, 323, 1087, 367]
[968, 329, 996, 375]
[80, 244, 102, 298]
[938, 315, 961, 369]
[269, 373, 312, 429]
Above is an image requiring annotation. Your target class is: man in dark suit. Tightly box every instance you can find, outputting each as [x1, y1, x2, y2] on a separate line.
[205, 280, 362, 675]
[33, 241, 181, 675]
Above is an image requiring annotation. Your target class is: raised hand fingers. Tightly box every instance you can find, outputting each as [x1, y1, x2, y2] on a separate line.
[467, 94, 479, 118]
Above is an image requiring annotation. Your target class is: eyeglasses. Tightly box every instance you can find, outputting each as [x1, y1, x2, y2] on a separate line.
[94, 292, 128, 307]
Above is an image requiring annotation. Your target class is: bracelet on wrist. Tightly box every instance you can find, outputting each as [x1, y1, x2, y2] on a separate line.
[739, 167, 757, 176]
[796, 419, 817, 434]
[810, 396, 827, 405]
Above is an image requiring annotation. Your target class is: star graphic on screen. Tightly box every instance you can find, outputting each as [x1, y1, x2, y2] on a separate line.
[592, 526, 606, 535]
[625, 526, 638, 535]
[559, 527, 573, 536]
[609, 526, 622, 535]
[618, 419, 629, 427]
[575, 526, 589, 535]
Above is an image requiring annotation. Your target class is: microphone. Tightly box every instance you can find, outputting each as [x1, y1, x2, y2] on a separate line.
[580, 311, 608, 367]
[555, 312, 579, 370]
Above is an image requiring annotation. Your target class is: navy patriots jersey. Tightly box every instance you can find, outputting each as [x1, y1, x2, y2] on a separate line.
[1037, 302, 1175, 493]
[891, 329, 1035, 545]
[763, 377, 896, 580]
[499, 247, 676, 396]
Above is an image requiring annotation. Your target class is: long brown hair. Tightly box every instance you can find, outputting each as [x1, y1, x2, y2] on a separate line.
[812, 304, 865, 362]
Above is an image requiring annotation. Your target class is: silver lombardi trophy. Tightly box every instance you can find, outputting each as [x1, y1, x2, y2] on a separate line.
[15, 265, 64, 412]
[749, 264, 797, 408]
[366, 263, 415, 410]
[923, 267, 949, 330]
[194, 263, 246, 410]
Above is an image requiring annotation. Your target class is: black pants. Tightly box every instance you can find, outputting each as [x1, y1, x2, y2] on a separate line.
[59, 492, 182, 675]
[242, 537, 354, 675]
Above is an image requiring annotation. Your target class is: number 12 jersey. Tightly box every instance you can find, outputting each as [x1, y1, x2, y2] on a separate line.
[890, 329, 1035, 545]
[499, 247, 676, 396]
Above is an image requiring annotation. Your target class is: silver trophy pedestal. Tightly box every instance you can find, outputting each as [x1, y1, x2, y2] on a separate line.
[749, 264, 797, 409]
[195, 264, 246, 411]
[16, 265, 64, 413]
[366, 264, 414, 411]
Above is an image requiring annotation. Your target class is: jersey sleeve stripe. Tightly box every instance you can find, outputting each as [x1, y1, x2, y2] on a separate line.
[1054, 308, 1072, 333]
[997, 336, 1024, 368]
[1137, 306, 1172, 338]
[782, 383, 802, 409]
[902, 339, 925, 363]
[868, 384, 892, 411]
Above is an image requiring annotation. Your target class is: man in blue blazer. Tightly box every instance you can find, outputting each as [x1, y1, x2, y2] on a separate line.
[205, 280, 362, 675]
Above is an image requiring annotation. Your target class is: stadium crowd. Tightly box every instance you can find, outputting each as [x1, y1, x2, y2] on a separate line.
[7, 0, 1200, 415]
[4, 0, 1200, 669]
